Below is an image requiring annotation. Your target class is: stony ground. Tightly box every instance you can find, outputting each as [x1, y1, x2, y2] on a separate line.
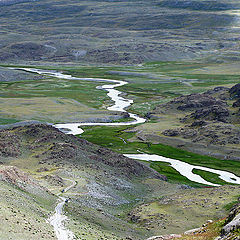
[0, 124, 239, 239]
[0, 124, 172, 239]
[0, 166, 57, 239]
[129, 185, 240, 236]
[134, 83, 240, 161]
[0, 0, 240, 64]
[145, 198, 240, 240]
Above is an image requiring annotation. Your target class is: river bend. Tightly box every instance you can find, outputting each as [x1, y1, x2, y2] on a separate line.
[17, 67, 240, 186]
[16, 67, 240, 240]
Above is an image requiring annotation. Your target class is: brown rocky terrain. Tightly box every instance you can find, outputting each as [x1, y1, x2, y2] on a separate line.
[0, 165, 45, 191]
[0, 0, 240, 64]
[0, 124, 172, 239]
[0, 124, 166, 180]
[142, 83, 240, 160]
[161, 84, 240, 143]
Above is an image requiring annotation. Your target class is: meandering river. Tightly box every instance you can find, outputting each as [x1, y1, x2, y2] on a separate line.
[18, 67, 240, 186]
[17, 67, 240, 240]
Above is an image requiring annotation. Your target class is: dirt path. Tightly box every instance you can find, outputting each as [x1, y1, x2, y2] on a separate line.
[48, 179, 77, 240]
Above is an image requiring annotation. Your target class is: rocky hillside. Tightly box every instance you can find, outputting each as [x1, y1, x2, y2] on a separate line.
[0, 0, 36, 6]
[0, 124, 172, 239]
[220, 201, 240, 240]
[140, 83, 240, 160]
[161, 84, 240, 146]
[0, 165, 49, 194]
[0, 124, 239, 239]
[0, 0, 240, 64]
[128, 185, 240, 239]
[0, 165, 57, 239]
[0, 124, 165, 179]
[145, 199, 240, 240]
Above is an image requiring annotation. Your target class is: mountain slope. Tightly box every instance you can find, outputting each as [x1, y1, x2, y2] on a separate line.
[0, 166, 57, 239]
[134, 83, 240, 161]
[0, 124, 172, 239]
[0, 124, 239, 239]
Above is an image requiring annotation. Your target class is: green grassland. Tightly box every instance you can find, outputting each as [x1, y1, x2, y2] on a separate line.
[81, 125, 240, 187]
[2, 61, 240, 120]
[0, 69, 113, 123]
[0, 61, 240, 187]
[0, 61, 239, 239]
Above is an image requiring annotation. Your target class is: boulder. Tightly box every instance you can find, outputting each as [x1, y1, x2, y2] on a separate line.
[233, 99, 240, 107]
[190, 105, 229, 122]
[229, 83, 240, 98]
[220, 203, 240, 239]
[146, 234, 182, 240]
[172, 93, 227, 111]
[162, 129, 180, 137]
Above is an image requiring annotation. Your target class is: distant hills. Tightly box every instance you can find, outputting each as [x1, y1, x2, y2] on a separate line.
[0, 0, 36, 6]
[158, 0, 238, 11]
[0, 0, 240, 64]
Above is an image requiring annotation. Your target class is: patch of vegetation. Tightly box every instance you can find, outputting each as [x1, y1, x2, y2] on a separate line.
[150, 161, 204, 187]
[0, 76, 107, 108]
[192, 169, 235, 186]
[0, 117, 20, 125]
[81, 125, 240, 186]
[223, 195, 240, 211]
[178, 220, 225, 240]
[0, 180, 56, 239]
[128, 185, 239, 237]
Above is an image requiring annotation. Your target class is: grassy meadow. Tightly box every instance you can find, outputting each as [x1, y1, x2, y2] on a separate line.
[1, 61, 240, 186]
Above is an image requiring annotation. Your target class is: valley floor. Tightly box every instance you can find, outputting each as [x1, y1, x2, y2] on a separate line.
[0, 61, 239, 240]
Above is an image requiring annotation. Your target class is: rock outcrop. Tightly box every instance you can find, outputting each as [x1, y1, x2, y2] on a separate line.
[154, 84, 240, 148]
[0, 165, 49, 195]
[229, 83, 240, 98]
[220, 202, 240, 239]
[146, 234, 182, 240]
[0, 124, 166, 180]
